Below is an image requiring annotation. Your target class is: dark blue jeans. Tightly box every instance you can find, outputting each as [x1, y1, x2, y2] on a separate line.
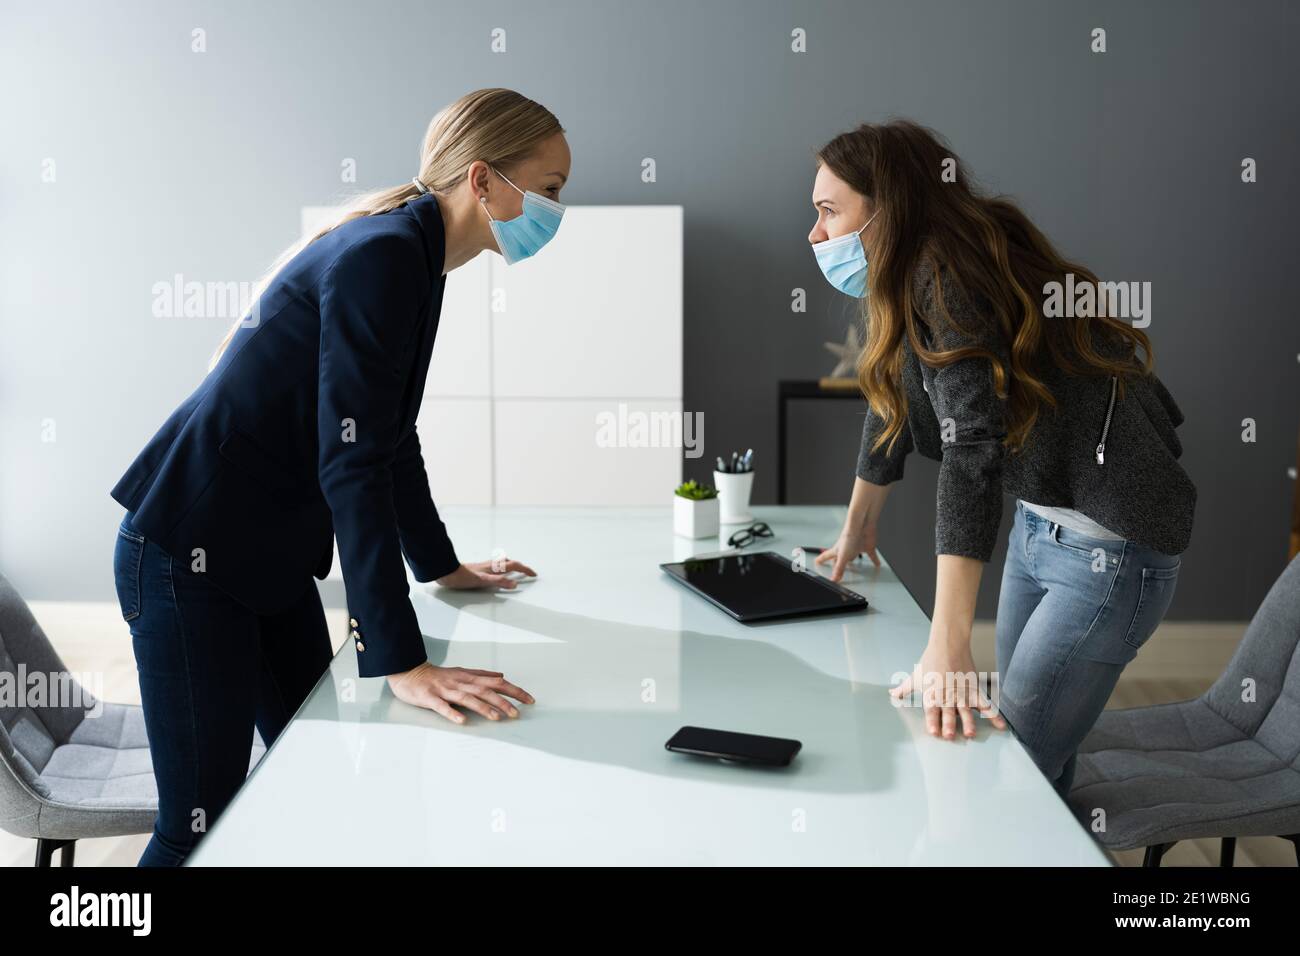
[113, 511, 332, 866]
[995, 500, 1181, 801]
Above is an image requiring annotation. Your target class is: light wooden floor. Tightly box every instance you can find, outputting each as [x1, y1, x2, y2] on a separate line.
[3, 606, 1293, 867]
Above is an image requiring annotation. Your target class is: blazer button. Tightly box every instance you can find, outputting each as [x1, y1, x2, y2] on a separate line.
[349, 618, 359, 629]
[350, 630, 360, 640]
[355, 641, 365, 652]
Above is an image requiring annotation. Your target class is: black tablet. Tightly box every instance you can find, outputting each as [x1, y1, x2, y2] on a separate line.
[659, 550, 868, 622]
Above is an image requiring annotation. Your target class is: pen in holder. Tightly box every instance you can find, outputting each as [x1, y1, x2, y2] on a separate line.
[714, 447, 755, 524]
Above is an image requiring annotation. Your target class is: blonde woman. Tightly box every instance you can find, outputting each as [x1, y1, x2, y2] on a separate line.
[110, 89, 569, 865]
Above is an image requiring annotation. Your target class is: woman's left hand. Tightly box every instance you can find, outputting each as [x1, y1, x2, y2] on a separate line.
[889, 638, 1007, 739]
[436, 558, 537, 590]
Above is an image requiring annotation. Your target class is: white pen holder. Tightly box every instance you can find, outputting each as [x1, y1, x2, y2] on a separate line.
[714, 470, 754, 524]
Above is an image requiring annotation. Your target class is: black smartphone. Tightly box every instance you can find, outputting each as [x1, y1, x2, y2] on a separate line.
[665, 726, 802, 767]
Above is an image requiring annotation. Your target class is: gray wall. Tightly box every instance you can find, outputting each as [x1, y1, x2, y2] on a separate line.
[2, 0, 1297, 619]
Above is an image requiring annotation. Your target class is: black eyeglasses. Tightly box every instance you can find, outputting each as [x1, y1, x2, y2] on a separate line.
[727, 522, 774, 549]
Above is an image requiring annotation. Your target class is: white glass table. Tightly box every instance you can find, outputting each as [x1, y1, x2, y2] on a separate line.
[188, 505, 1110, 866]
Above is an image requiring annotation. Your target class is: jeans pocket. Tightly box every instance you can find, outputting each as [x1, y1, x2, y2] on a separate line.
[113, 524, 145, 622]
[1123, 563, 1180, 651]
[1047, 523, 1122, 570]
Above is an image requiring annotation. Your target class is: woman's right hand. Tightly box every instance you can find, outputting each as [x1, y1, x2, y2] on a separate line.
[816, 478, 892, 581]
[436, 559, 537, 590]
[815, 515, 881, 582]
[386, 661, 535, 724]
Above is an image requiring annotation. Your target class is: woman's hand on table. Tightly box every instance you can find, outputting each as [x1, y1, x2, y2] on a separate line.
[889, 639, 1007, 739]
[436, 558, 537, 590]
[815, 516, 880, 581]
[386, 662, 535, 724]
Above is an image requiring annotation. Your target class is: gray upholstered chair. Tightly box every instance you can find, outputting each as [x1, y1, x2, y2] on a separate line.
[0, 571, 262, 866]
[1067, 554, 1300, 866]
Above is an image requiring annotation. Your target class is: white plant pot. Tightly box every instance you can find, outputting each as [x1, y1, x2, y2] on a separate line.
[673, 494, 719, 539]
[714, 470, 754, 524]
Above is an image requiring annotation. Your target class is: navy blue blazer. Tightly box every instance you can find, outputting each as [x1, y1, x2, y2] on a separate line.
[111, 193, 459, 678]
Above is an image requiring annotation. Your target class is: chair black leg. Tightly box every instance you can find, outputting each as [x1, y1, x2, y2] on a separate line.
[34, 838, 75, 867]
[34, 839, 55, 867]
[1143, 841, 1175, 867]
[1220, 837, 1236, 867]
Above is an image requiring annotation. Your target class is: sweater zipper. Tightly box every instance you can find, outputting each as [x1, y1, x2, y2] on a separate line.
[1096, 376, 1117, 465]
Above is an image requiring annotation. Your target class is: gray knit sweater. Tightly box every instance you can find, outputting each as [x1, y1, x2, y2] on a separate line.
[855, 259, 1196, 560]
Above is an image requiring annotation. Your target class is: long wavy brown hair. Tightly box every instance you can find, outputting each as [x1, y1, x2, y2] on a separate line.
[817, 120, 1153, 455]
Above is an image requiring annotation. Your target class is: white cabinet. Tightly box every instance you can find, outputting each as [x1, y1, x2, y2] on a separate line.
[494, 398, 685, 505]
[429, 253, 493, 398]
[489, 206, 683, 399]
[414, 398, 493, 506]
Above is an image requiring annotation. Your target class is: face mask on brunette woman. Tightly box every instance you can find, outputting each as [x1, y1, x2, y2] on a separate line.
[811, 209, 878, 298]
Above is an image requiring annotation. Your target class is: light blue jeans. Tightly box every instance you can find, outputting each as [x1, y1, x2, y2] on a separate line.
[994, 499, 1181, 800]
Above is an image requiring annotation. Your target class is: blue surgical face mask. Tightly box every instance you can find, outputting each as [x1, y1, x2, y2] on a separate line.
[481, 167, 566, 265]
[812, 209, 878, 298]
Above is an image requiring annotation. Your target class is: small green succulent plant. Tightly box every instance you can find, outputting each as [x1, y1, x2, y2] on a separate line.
[674, 479, 718, 500]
